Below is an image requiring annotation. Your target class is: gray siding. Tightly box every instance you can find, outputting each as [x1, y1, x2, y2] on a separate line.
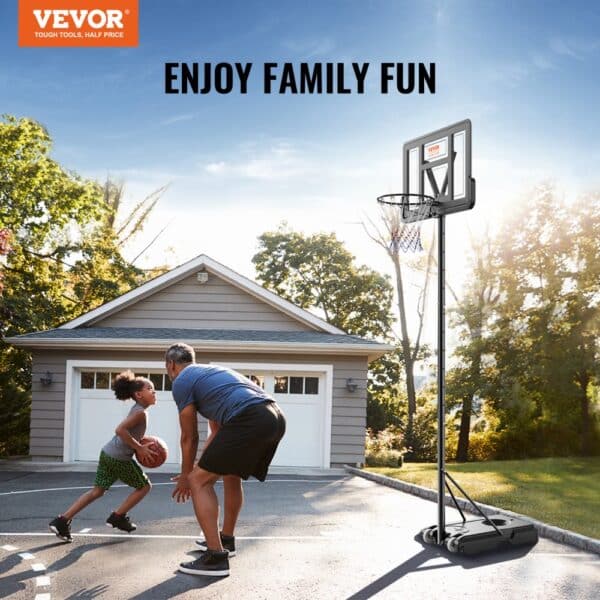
[30, 350, 369, 467]
[94, 273, 312, 331]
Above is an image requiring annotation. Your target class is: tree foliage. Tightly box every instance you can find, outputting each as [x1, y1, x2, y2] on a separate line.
[448, 184, 600, 459]
[364, 206, 436, 440]
[0, 115, 163, 456]
[445, 233, 500, 461]
[252, 224, 394, 338]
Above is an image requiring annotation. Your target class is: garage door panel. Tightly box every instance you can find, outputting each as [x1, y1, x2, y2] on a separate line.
[76, 396, 127, 461]
[74, 373, 181, 465]
[146, 397, 180, 464]
[271, 397, 322, 467]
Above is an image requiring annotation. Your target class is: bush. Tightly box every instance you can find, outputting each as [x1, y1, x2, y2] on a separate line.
[0, 381, 31, 458]
[365, 425, 408, 467]
[365, 448, 404, 467]
[467, 431, 503, 461]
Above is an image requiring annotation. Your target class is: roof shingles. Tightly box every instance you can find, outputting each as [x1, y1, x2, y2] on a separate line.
[12, 327, 385, 347]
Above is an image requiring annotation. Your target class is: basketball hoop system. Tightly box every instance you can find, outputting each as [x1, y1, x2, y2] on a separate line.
[377, 192, 438, 253]
[375, 120, 537, 555]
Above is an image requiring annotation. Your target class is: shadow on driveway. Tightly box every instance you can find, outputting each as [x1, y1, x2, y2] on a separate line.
[346, 535, 536, 599]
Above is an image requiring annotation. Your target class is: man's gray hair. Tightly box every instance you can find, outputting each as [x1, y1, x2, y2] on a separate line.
[165, 343, 195, 364]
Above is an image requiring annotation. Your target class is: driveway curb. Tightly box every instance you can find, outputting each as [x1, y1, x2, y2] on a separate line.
[344, 465, 600, 556]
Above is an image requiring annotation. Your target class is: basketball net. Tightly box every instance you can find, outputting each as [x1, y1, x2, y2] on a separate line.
[383, 196, 433, 254]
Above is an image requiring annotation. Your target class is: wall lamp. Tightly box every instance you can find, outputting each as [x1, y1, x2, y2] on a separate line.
[346, 378, 358, 392]
[40, 371, 53, 386]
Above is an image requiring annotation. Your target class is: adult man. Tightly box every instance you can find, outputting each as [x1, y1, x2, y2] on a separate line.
[165, 343, 286, 577]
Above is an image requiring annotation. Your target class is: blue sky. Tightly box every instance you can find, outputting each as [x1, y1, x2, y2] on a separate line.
[2, 0, 600, 340]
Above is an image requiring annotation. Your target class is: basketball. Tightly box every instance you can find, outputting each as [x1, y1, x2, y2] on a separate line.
[136, 435, 168, 468]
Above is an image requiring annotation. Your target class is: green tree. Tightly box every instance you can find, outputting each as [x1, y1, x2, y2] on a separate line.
[446, 233, 500, 461]
[252, 224, 394, 338]
[364, 206, 436, 442]
[0, 116, 104, 455]
[0, 115, 164, 456]
[67, 179, 169, 313]
[485, 185, 600, 456]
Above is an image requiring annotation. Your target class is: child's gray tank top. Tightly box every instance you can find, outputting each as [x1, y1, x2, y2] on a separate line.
[102, 402, 147, 461]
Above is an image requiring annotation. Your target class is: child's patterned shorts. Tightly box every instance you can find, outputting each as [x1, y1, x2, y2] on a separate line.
[94, 451, 150, 490]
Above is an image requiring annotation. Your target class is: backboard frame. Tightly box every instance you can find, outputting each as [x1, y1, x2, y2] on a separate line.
[402, 119, 475, 222]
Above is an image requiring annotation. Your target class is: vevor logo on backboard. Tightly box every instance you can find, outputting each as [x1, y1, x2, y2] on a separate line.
[19, 0, 139, 47]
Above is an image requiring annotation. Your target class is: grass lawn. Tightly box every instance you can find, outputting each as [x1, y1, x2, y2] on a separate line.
[366, 457, 600, 539]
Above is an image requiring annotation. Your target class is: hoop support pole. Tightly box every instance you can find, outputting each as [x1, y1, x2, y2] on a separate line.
[437, 213, 446, 545]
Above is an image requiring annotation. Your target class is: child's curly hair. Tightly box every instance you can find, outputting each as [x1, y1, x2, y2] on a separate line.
[112, 370, 149, 400]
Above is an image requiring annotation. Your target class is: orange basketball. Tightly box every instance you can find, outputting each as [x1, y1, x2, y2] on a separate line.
[136, 435, 168, 468]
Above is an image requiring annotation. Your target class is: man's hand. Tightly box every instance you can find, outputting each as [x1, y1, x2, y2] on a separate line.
[171, 473, 192, 503]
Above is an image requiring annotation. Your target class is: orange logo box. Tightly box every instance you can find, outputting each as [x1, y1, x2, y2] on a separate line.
[19, 0, 138, 47]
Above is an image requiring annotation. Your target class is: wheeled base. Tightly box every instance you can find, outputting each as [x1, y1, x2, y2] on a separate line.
[421, 514, 538, 555]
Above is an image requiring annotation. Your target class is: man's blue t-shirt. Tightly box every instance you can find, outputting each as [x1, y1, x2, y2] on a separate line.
[172, 364, 272, 424]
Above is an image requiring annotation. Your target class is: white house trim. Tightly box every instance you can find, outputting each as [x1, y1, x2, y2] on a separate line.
[215, 361, 333, 469]
[59, 254, 344, 335]
[12, 338, 392, 362]
[63, 359, 166, 462]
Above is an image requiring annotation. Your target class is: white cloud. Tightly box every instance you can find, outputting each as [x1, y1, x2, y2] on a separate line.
[160, 113, 197, 126]
[531, 53, 555, 71]
[281, 37, 336, 59]
[200, 142, 312, 181]
[204, 161, 227, 174]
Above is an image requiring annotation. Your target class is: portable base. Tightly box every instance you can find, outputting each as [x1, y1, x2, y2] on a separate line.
[421, 514, 538, 555]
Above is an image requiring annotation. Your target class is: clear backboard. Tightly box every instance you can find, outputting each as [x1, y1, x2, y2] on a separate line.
[402, 119, 475, 222]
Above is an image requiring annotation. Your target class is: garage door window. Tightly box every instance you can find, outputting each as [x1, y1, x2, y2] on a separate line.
[244, 374, 265, 389]
[80, 371, 171, 391]
[273, 376, 319, 395]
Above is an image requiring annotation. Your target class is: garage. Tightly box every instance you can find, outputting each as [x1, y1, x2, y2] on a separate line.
[9, 254, 392, 469]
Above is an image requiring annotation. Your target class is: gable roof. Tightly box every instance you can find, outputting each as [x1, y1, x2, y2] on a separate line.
[60, 254, 344, 335]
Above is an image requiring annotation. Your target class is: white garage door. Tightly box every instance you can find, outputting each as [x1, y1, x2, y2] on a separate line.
[73, 369, 180, 466]
[71, 366, 329, 469]
[240, 370, 326, 468]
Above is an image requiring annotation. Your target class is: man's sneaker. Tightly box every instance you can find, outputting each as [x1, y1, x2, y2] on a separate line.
[195, 532, 236, 556]
[179, 550, 230, 577]
[106, 512, 137, 533]
[49, 515, 72, 542]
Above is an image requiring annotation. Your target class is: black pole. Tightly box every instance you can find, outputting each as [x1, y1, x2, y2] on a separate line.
[437, 213, 446, 545]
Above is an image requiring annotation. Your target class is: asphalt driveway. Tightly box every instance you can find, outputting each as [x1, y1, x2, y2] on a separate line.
[0, 469, 598, 599]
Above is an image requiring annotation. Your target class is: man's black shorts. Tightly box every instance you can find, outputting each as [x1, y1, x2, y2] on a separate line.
[198, 401, 286, 481]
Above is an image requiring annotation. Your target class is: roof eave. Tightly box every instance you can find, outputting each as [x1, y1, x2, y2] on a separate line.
[5, 337, 394, 362]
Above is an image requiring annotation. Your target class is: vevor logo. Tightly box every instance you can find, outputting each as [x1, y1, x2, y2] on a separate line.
[33, 9, 125, 29]
[19, 0, 138, 47]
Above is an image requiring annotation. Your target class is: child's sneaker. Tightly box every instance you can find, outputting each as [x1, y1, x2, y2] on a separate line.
[195, 532, 236, 556]
[179, 550, 230, 577]
[106, 512, 137, 532]
[49, 515, 72, 542]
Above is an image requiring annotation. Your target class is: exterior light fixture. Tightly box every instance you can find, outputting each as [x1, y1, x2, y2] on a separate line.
[346, 378, 358, 392]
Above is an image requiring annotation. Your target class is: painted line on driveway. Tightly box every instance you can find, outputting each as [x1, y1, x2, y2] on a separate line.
[1, 532, 324, 540]
[0, 479, 342, 497]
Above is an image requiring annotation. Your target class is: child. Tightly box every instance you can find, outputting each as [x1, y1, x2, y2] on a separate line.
[49, 370, 158, 542]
